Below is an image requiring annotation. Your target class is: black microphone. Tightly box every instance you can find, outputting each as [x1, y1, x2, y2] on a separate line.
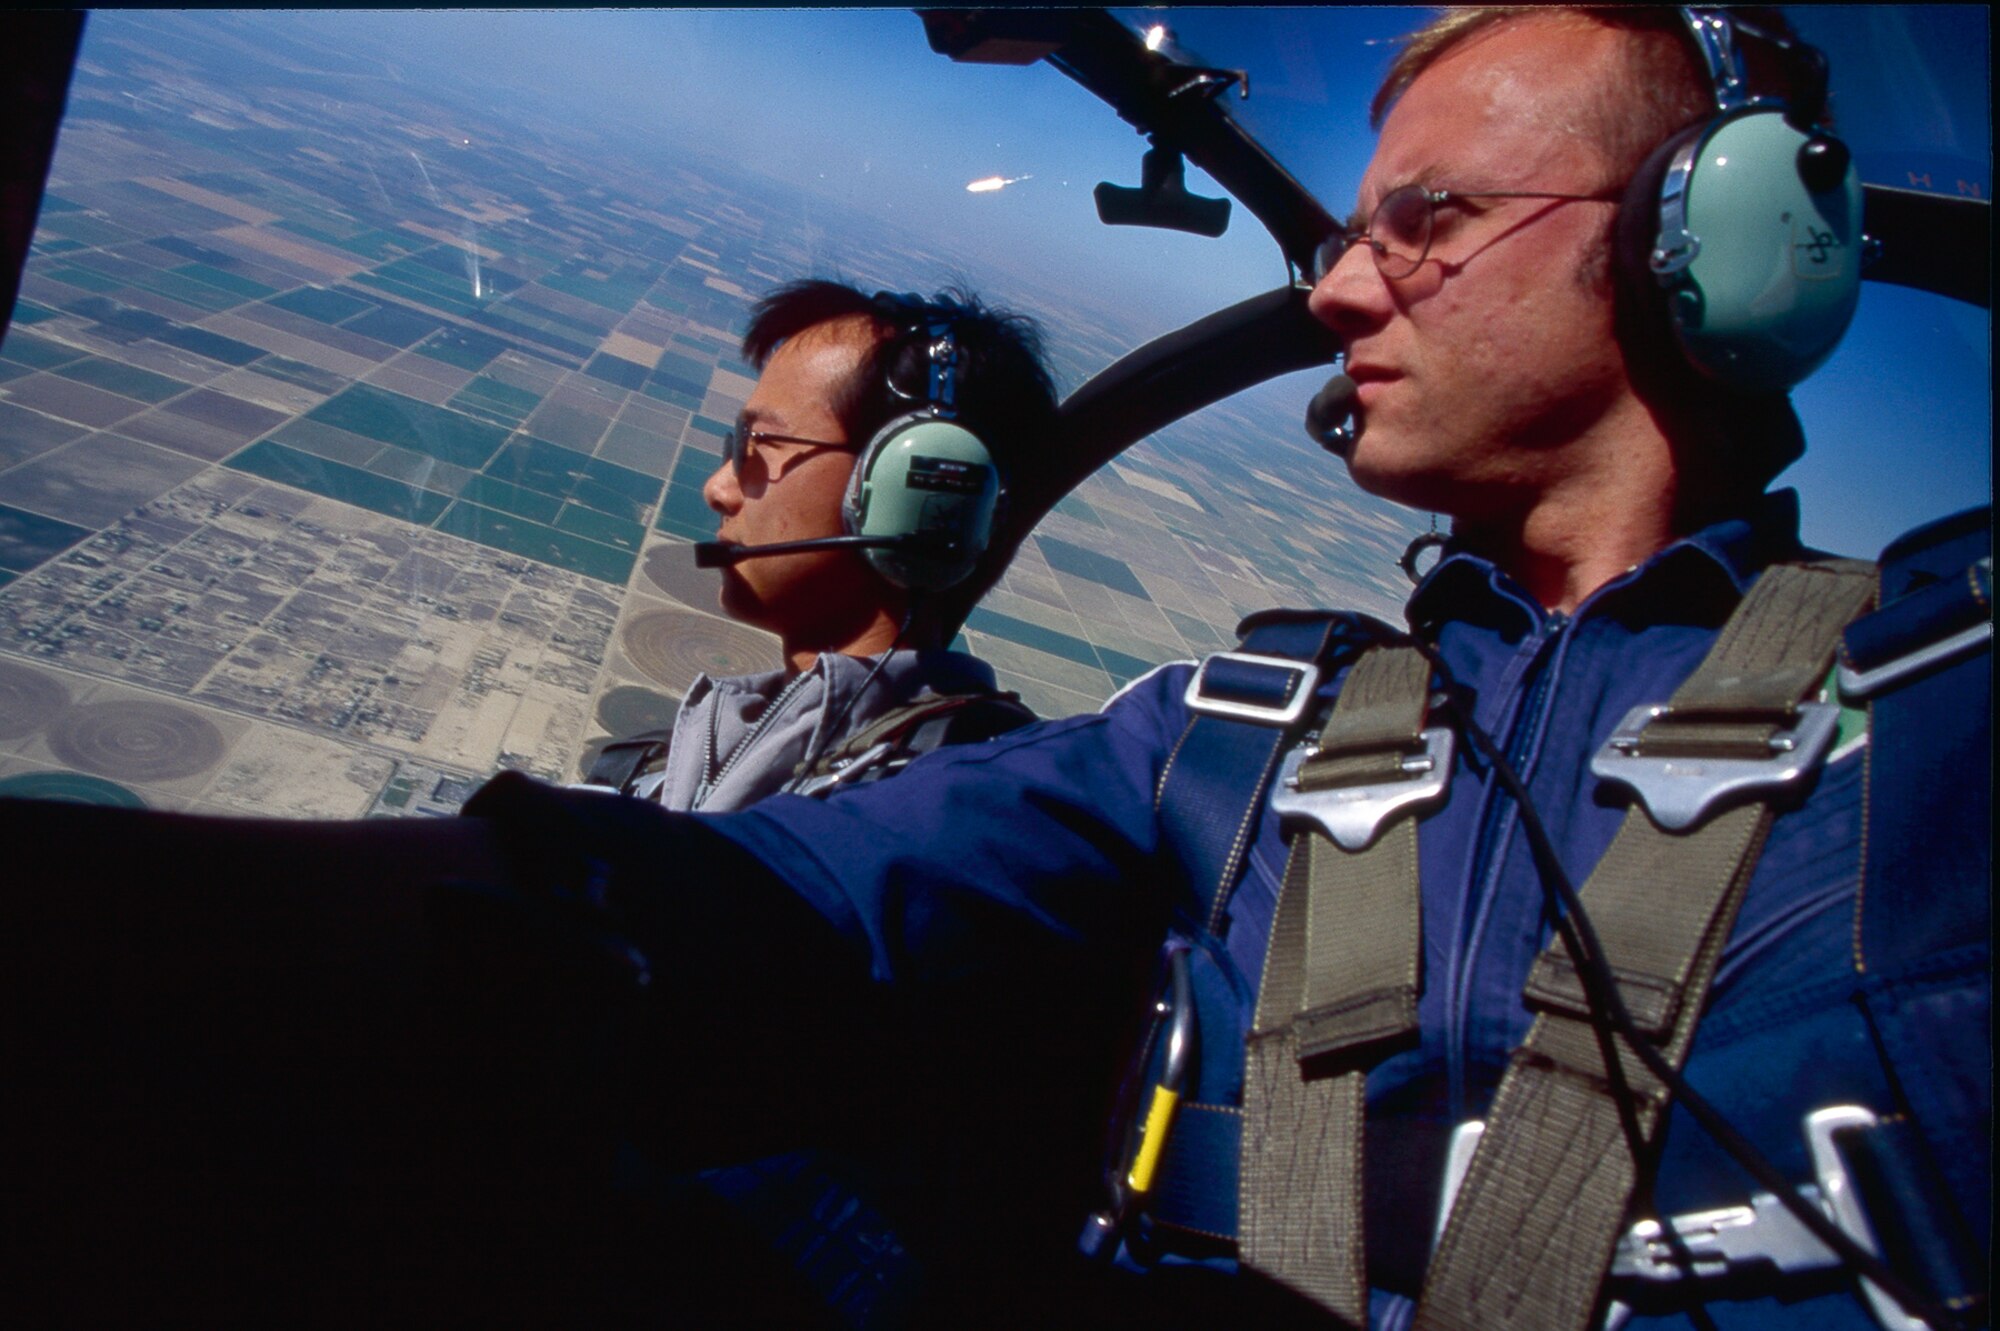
[692, 533, 959, 568]
[1305, 373, 1360, 457]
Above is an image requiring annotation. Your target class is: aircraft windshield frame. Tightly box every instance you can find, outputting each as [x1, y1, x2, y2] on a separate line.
[0, 7, 1987, 820]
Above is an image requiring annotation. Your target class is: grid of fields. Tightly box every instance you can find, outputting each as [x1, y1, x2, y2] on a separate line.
[0, 11, 1417, 814]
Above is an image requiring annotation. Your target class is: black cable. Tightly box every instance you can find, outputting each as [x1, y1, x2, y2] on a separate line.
[789, 607, 916, 789]
[1418, 643, 1719, 1317]
[1403, 635, 1969, 1331]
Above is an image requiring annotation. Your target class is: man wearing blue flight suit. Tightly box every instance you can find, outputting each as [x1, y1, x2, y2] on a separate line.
[467, 7, 1989, 1328]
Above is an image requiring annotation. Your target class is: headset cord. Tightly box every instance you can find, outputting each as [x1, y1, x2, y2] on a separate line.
[1402, 635, 1970, 1331]
[789, 608, 916, 791]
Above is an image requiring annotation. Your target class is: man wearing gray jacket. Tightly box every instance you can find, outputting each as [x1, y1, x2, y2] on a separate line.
[587, 278, 1056, 814]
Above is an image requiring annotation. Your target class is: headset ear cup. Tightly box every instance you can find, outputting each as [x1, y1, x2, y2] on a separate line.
[849, 305, 1007, 590]
[1617, 110, 1863, 393]
[844, 416, 998, 591]
[1680, 111, 1862, 391]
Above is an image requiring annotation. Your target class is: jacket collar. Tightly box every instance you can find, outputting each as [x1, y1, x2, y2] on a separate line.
[687, 647, 998, 712]
[1406, 489, 1808, 637]
[669, 648, 999, 814]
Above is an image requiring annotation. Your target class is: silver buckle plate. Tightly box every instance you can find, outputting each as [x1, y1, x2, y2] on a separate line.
[1590, 702, 1841, 831]
[790, 741, 896, 798]
[1612, 1187, 1836, 1283]
[1441, 1107, 1929, 1331]
[1807, 1105, 1930, 1331]
[1183, 651, 1320, 727]
[1269, 726, 1453, 851]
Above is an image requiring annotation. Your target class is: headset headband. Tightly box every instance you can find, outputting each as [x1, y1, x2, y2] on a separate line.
[1681, 7, 1833, 131]
[921, 317, 962, 419]
[1682, 8, 1752, 112]
[844, 294, 1000, 591]
[871, 291, 963, 421]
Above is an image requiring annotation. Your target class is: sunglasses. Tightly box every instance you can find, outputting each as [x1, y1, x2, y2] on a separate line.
[720, 425, 862, 478]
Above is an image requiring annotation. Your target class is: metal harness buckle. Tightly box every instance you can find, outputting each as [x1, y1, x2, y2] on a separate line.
[1806, 1105, 1932, 1331]
[1435, 1106, 1930, 1331]
[1270, 726, 1453, 851]
[1183, 651, 1321, 727]
[1838, 553, 1993, 701]
[1589, 701, 1842, 831]
[1079, 943, 1197, 1262]
[1612, 1187, 1836, 1284]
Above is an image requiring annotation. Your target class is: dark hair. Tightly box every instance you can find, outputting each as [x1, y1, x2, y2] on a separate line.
[742, 279, 1058, 480]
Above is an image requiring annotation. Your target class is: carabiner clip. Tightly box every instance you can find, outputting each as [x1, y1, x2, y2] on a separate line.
[1079, 943, 1198, 1260]
[1126, 944, 1195, 1195]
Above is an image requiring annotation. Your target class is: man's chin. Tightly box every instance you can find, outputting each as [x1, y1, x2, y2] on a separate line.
[715, 572, 763, 626]
[1342, 440, 1416, 502]
[1343, 446, 1466, 517]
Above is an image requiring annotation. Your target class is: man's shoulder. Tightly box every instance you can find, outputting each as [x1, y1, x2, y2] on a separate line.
[1089, 608, 1404, 770]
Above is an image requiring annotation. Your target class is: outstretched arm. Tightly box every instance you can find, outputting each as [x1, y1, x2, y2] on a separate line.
[5, 677, 1191, 1323]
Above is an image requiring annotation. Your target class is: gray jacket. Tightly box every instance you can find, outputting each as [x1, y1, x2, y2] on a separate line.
[634, 648, 1005, 813]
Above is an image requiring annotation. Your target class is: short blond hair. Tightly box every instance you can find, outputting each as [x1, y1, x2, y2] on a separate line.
[1371, 7, 1713, 183]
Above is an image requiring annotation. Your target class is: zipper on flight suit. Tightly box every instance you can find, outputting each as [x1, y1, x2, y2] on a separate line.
[1443, 609, 1571, 1123]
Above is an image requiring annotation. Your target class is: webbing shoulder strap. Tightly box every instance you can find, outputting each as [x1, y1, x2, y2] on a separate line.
[793, 689, 1034, 790]
[1840, 512, 1992, 1316]
[1131, 612, 1400, 1256]
[904, 690, 1037, 752]
[1414, 558, 1877, 1331]
[1240, 645, 1435, 1323]
[1842, 506, 1992, 975]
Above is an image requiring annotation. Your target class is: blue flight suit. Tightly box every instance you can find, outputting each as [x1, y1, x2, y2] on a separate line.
[662, 489, 1989, 1329]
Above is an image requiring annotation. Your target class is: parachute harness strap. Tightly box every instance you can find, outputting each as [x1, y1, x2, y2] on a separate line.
[1239, 644, 1434, 1322]
[1414, 558, 1875, 1331]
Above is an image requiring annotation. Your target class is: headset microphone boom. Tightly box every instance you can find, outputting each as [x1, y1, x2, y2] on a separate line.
[691, 531, 965, 569]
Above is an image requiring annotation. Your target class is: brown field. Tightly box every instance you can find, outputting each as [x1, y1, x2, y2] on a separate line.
[599, 331, 664, 367]
[215, 223, 371, 280]
[137, 176, 282, 226]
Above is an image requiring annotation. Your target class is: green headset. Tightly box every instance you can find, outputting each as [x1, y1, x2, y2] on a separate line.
[839, 295, 1004, 591]
[1615, 8, 1864, 394]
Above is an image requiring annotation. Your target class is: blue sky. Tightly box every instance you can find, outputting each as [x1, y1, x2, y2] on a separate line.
[243, 8, 1991, 556]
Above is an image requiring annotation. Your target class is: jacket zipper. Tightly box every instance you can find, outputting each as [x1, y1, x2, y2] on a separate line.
[696, 666, 819, 808]
[1444, 610, 1569, 1122]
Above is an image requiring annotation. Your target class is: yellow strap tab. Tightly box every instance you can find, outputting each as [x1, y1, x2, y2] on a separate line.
[1127, 1085, 1182, 1194]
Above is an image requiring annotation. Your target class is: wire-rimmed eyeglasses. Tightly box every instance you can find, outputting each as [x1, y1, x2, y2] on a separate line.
[1312, 183, 1621, 283]
[721, 425, 862, 478]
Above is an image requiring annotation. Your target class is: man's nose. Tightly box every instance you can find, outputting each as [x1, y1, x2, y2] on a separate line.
[1307, 237, 1389, 335]
[702, 455, 738, 514]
